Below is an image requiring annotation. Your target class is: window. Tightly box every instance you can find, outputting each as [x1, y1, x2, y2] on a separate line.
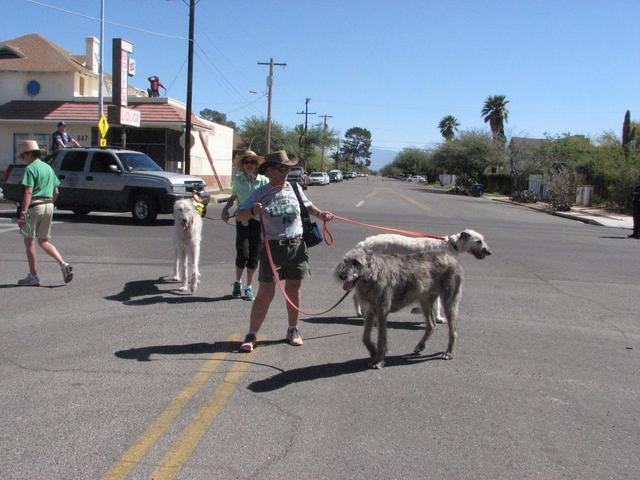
[13, 133, 50, 161]
[60, 151, 88, 171]
[89, 152, 117, 172]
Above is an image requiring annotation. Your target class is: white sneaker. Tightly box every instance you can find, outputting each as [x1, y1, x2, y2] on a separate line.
[18, 273, 40, 286]
[60, 263, 73, 283]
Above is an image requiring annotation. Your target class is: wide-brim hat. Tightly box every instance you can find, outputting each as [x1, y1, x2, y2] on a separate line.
[233, 150, 264, 168]
[17, 140, 40, 158]
[257, 150, 299, 174]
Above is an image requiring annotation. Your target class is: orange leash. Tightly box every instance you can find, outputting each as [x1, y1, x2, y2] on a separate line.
[325, 214, 445, 240]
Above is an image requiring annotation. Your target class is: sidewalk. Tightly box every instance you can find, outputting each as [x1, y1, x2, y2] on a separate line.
[491, 196, 633, 229]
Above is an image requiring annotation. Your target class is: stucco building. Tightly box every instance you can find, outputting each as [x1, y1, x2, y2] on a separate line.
[0, 33, 233, 189]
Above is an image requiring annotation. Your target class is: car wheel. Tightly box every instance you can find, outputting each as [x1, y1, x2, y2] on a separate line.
[131, 194, 158, 224]
[72, 208, 90, 216]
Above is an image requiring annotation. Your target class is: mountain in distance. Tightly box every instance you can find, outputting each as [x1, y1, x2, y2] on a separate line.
[367, 147, 398, 171]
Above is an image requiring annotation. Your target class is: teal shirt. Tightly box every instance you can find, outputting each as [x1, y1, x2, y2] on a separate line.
[231, 172, 268, 219]
[21, 159, 60, 197]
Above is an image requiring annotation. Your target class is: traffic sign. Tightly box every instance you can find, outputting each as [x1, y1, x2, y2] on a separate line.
[98, 114, 109, 138]
[100, 138, 107, 147]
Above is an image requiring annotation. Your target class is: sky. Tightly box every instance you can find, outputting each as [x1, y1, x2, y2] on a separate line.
[2, 0, 640, 168]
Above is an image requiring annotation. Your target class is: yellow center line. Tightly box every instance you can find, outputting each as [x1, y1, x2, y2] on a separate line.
[102, 333, 241, 480]
[149, 348, 258, 480]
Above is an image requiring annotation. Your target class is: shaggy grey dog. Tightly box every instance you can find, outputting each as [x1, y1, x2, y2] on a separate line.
[352, 229, 490, 322]
[335, 248, 463, 369]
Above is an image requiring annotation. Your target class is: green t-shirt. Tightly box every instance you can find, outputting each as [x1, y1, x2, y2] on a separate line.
[231, 172, 269, 220]
[21, 159, 60, 197]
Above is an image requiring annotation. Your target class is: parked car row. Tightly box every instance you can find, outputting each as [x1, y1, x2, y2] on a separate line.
[287, 168, 368, 186]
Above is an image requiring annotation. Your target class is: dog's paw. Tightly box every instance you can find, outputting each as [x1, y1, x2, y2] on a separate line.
[179, 285, 189, 292]
[169, 275, 180, 282]
[413, 342, 425, 354]
[435, 317, 448, 324]
[190, 284, 198, 294]
[369, 359, 385, 369]
[442, 352, 454, 360]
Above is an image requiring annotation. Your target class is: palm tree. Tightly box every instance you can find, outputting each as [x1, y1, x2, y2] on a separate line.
[481, 95, 509, 142]
[438, 115, 460, 141]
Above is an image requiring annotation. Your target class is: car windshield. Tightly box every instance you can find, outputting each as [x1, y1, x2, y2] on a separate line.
[117, 152, 163, 172]
[310, 173, 323, 177]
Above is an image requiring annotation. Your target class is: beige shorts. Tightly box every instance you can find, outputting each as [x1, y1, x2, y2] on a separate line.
[23, 203, 54, 240]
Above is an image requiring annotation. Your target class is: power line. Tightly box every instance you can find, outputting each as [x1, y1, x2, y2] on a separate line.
[24, 0, 189, 40]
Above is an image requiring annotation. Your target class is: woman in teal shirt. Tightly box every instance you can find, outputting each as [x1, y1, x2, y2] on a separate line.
[221, 151, 269, 300]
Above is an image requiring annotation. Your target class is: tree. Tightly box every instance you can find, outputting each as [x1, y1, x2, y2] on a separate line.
[237, 116, 286, 155]
[432, 129, 504, 187]
[622, 110, 636, 159]
[198, 108, 236, 129]
[481, 95, 509, 143]
[339, 127, 372, 169]
[438, 115, 460, 141]
[392, 148, 435, 180]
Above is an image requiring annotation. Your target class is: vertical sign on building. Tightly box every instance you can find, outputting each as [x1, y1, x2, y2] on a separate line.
[109, 38, 140, 135]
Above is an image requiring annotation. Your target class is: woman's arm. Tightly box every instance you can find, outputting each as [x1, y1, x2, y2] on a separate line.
[307, 204, 334, 222]
[236, 202, 262, 222]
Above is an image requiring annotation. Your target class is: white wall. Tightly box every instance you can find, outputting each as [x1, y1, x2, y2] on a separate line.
[189, 120, 234, 187]
[0, 72, 77, 104]
[0, 122, 93, 171]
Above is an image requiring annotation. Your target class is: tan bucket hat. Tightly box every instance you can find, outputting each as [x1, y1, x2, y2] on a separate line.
[233, 150, 264, 168]
[257, 150, 299, 174]
[17, 140, 40, 158]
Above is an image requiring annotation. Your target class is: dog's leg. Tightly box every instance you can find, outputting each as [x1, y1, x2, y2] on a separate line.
[178, 247, 189, 292]
[371, 310, 387, 369]
[434, 296, 447, 324]
[414, 294, 437, 354]
[362, 313, 377, 361]
[353, 291, 363, 318]
[190, 240, 200, 294]
[442, 281, 461, 360]
[171, 243, 180, 281]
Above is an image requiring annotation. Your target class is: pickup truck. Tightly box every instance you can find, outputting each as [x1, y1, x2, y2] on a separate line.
[1, 147, 209, 224]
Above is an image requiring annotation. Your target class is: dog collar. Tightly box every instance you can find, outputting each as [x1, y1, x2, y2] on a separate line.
[448, 237, 459, 251]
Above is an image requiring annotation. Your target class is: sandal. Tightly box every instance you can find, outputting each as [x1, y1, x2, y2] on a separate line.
[239, 333, 257, 352]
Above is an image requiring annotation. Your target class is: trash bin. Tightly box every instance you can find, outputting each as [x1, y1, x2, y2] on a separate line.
[470, 183, 484, 197]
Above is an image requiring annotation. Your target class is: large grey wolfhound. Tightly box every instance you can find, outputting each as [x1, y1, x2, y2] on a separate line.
[335, 248, 463, 369]
[353, 229, 490, 322]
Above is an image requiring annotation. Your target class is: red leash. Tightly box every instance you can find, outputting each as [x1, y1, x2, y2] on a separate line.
[259, 212, 352, 316]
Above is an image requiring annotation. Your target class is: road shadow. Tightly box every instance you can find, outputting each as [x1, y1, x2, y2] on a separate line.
[301, 315, 424, 330]
[58, 213, 173, 226]
[600, 235, 634, 240]
[0, 283, 64, 289]
[115, 339, 286, 365]
[248, 352, 444, 392]
[106, 276, 234, 305]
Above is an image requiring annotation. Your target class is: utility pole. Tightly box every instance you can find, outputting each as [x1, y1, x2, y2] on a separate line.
[184, 0, 196, 174]
[258, 58, 286, 153]
[98, 0, 104, 122]
[317, 114, 333, 172]
[297, 97, 316, 167]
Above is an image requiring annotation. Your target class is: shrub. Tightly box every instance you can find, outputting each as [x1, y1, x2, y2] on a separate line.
[510, 190, 538, 203]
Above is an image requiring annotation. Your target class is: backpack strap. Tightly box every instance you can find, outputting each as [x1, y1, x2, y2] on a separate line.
[290, 181, 311, 222]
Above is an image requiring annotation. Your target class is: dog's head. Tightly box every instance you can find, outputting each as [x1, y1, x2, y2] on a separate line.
[450, 229, 492, 259]
[334, 247, 371, 291]
[173, 199, 196, 231]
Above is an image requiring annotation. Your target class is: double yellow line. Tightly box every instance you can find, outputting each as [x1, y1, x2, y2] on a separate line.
[104, 333, 256, 480]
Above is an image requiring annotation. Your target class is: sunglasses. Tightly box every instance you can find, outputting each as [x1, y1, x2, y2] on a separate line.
[242, 160, 257, 165]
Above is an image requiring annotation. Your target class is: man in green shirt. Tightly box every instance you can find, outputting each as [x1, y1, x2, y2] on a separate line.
[16, 140, 73, 286]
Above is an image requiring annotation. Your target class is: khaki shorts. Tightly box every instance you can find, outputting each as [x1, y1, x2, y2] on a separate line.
[23, 203, 54, 240]
[258, 237, 310, 282]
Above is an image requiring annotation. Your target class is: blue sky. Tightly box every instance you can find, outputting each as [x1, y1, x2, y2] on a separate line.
[2, 0, 640, 163]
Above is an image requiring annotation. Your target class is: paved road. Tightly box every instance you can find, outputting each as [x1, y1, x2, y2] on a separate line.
[1, 177, 638, 480]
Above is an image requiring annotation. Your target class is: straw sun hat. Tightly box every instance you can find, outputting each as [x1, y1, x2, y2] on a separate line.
[233, 150, 263, 169]
[257, 150, 299, 174]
